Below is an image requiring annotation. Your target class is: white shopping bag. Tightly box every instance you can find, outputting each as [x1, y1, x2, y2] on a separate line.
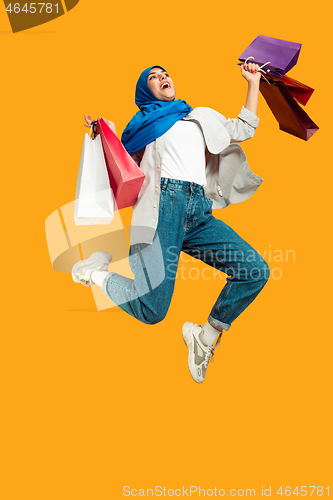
[74, 132, 114, 225]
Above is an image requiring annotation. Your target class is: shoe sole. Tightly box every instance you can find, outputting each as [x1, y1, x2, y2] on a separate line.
[72, 251, 113, 287]
[182, 322, 202, 384]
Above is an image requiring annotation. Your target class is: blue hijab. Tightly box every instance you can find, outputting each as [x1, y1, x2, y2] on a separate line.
[121, 65, 193, 155]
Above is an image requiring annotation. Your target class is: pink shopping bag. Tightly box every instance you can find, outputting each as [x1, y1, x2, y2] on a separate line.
[95, 118, 145, 210]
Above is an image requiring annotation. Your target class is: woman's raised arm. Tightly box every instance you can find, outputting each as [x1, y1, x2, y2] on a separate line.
[241, 62, 261, 116]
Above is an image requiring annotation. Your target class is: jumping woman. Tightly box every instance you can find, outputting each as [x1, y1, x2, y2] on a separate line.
[72, 63, 270, 383]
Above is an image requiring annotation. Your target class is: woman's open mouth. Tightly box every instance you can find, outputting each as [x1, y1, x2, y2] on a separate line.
[160, 82, 170, 89]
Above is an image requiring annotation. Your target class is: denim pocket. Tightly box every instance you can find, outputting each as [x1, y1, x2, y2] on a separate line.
[171, 190, 175, 216]
[160, 187, 167, 210]
[203, 196, 213, 215]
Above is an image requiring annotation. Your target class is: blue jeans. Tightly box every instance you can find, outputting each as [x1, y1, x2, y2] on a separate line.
[102, 178, 269, 330]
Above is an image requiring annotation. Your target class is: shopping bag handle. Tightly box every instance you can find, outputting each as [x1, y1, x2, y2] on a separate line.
[89, 120, 98, 139]
[244, 56, 272, 84]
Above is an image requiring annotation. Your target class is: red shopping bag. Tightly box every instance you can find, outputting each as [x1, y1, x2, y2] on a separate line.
[270, 75, 315, 106]
[95, 118, 145, 210]
[260, 80, 319, 141]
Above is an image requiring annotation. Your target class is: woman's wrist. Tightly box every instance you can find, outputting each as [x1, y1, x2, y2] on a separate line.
[247, 79, 260, 89]
[244, 81, 260, 115]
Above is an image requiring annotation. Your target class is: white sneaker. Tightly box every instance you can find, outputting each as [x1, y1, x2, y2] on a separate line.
[72, 251, 113, 287]
[182, 322, 221, 383]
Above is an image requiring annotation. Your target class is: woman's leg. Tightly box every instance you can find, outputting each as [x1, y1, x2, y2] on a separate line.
[180, 185, 269, 383]
[101, 234, 177, 324]
[101, 180, 192, 324]
[182, 193, 270, 331]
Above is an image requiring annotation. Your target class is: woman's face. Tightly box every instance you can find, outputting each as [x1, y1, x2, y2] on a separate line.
[147, 67, 176, 101]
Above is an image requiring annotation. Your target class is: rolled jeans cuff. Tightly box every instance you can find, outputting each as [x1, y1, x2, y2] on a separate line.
[101, 271, 116, 297]
[208, 315, 231, 332]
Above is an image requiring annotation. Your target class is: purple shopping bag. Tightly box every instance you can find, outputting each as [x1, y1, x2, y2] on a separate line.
[238, 35, 302, 77]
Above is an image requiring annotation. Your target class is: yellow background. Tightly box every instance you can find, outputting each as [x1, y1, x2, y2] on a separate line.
[1, 1, 332, 498]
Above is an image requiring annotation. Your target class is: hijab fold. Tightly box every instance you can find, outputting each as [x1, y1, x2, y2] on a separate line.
[121, 65, 193, 155]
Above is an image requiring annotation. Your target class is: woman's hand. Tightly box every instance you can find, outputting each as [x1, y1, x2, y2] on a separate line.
[84, 114, 97, 137]
[83, 114, 117, 135]
[84, 114, 94, 128]
[241, 62, 262, 84]
[103, 119, 117, 135]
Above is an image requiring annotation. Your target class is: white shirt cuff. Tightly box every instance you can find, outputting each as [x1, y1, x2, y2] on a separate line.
[238, 106, 259, 128]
